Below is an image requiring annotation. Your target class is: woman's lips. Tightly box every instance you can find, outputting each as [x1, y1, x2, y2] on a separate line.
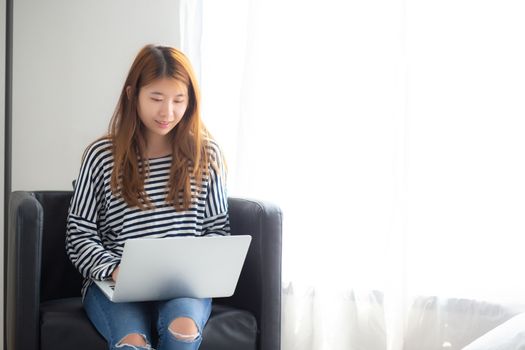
[156, 120, 170, 128]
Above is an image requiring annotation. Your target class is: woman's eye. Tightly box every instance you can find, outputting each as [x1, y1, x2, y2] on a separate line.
[173, 100, 184, 104]
[151, 98, 162, 102]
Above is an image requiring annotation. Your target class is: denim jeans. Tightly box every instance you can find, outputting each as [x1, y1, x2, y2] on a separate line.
[83, 283, 212, 350]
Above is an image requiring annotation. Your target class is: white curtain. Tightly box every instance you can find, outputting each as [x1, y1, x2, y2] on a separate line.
[191, 1, 525, 349]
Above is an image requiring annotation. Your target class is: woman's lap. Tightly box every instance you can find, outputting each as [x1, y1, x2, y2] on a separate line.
[83, 283, 212, 350]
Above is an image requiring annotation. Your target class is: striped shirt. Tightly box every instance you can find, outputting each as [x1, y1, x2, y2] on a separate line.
[65, 138, 230, 298]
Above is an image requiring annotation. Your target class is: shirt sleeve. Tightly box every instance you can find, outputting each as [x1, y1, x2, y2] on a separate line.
[202, 143, 231, 236]
[65, 145, 120, 280]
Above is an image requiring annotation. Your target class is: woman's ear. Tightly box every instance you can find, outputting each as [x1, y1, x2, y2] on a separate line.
[125, 86, 132, 99]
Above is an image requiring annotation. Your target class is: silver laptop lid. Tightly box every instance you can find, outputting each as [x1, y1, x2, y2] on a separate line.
[111, 235, 251, 302]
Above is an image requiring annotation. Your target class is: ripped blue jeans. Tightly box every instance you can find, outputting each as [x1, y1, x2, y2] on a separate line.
[83, 283, 212, 350]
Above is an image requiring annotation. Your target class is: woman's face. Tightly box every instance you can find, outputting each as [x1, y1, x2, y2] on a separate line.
[136, 77, 189, 142]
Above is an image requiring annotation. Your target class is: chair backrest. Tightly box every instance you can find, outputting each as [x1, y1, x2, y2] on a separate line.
[34, 192, 82, 302]
[32, 192, 282, 310]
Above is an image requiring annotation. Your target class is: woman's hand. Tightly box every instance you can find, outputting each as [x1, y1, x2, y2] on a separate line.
[112, 266, 120, 282]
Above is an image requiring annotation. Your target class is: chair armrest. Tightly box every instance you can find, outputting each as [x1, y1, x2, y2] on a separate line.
[226, 197, 283, 350]
[7, 191, 44, 350]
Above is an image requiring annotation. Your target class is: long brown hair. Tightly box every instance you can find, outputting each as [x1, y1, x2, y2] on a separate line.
[93, 44, 214, 211]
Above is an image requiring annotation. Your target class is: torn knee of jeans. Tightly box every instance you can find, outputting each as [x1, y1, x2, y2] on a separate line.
[169, 330, 200, 342]
[116, 333, 152, 350]
[168, 318, 200, 342]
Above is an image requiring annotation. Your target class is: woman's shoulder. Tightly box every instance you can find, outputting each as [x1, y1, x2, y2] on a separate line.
[204, 138, 223, 159]
[81, 136, 113, 166]
[203, 138, 226, 175]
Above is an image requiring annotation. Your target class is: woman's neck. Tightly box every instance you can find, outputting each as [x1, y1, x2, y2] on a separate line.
[145, 135, 172, 158]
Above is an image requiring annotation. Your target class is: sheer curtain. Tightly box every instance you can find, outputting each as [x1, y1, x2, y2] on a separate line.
[190, 1, 525, 349]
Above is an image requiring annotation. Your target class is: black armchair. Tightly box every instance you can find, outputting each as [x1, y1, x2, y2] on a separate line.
[6, 191, 282, 350]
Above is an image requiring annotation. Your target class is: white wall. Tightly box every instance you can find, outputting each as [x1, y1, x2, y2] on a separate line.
[12, 0, 182, 191]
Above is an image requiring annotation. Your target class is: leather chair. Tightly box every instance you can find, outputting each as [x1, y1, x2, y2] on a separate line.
[6, 191, 282, 350]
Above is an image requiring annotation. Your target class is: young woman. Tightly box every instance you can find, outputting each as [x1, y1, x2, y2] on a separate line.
[66, 44, 229, 350]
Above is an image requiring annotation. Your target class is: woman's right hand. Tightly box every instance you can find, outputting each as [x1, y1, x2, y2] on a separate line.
[112, 266, 120, 282]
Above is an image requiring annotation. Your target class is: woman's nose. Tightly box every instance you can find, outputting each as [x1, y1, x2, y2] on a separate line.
[160, 102, 174, 118]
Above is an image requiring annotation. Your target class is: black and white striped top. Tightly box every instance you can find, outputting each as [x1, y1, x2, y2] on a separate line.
[65, 138, 230, 298]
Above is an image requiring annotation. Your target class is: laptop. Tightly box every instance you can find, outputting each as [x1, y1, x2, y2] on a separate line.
[94, 235, 252, 303]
